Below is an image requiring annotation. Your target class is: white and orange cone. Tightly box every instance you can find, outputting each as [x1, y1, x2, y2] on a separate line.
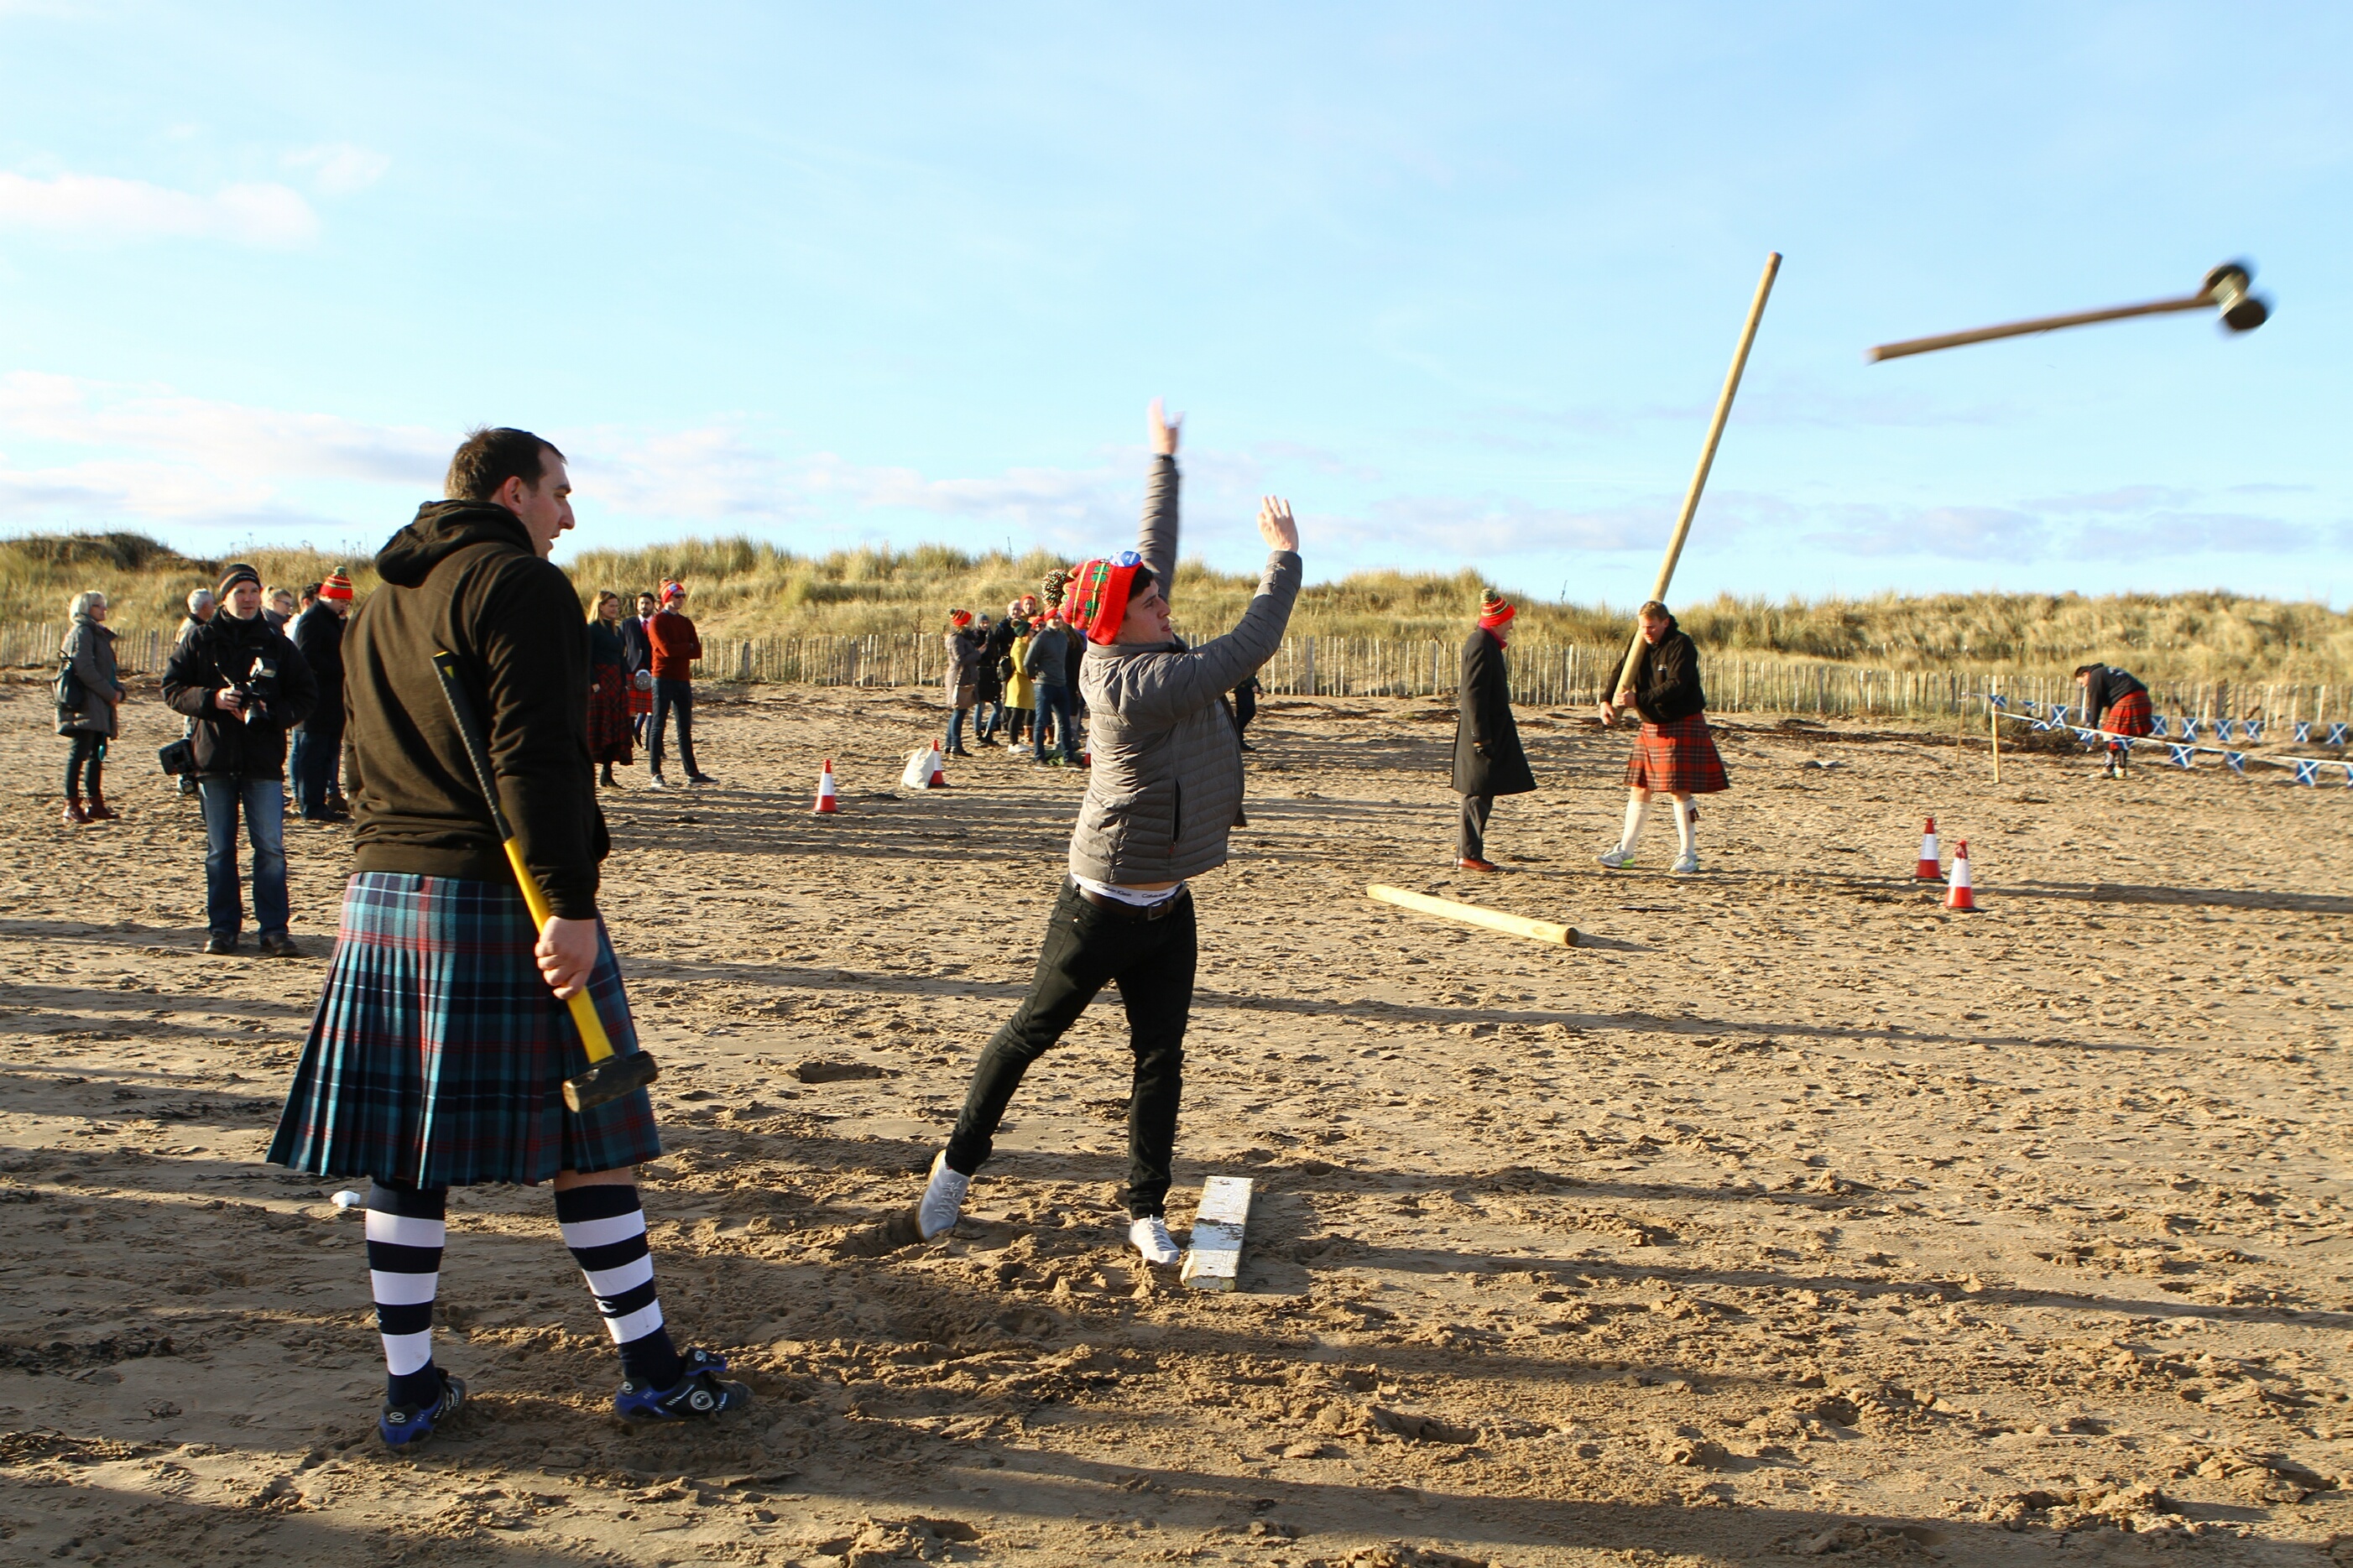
[1944, 838, 1977, 911]
[1915, 815, 1941, 880]
[812, 758, 840, 814]
[930, 737, 950, 789]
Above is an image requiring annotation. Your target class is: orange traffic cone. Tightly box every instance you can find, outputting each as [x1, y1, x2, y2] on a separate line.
[1944, 839, 1976, 911]
[812, 758, 839, 814]
[1915, 815, 1940, 879]
[929, 738, 950, 789]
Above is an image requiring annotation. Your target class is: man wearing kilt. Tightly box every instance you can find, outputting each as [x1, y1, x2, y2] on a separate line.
[621, 590, 657, 744]
[1598, 601, 1726, 875]
[2074, 662, 2153, 779]
[269, 427, 749, 1446]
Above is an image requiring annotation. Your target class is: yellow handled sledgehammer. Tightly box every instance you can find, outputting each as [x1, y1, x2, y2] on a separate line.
[432, 649, 659, 1112]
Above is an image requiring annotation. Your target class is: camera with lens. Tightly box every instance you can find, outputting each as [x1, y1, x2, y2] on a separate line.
[237, 655, 283, 727]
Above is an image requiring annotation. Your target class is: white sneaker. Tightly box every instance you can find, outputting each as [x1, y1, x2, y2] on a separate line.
[1129, 1216, 1182, 1266]
[1597, 846, 1635, 869]
[647, 775, 670, 790]
[917, 1150, 969, 1241]
[1672, 850, 1700, 874]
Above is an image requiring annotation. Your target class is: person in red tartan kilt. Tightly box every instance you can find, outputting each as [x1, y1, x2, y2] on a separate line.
[620, 589, 657, 742]
[2074, 662, 2152, 779]
[1597, 601, 1726, 874]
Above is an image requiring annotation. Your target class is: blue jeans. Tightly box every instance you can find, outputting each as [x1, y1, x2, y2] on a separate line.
[200, 777, 289, 939]
[290, 722, 343, 815]
[1034, 685, 1076, 762]
[650, 679, 697, 778]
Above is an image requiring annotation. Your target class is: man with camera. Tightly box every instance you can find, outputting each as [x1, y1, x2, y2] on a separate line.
[164, 563, 319, 956]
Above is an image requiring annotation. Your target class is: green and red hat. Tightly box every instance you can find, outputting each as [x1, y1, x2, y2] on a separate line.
[1062, 551, 1152, 645]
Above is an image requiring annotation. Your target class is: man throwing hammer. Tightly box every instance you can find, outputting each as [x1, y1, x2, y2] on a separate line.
[917, 399, 1302, 1267]
[269, 427, 748, 1446]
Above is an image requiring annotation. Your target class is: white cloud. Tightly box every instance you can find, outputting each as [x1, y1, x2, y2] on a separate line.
[1794, 492, 2321, 561]
[0, 373, 442, 530]
[284, 143, 392, 195]
[0, 372, 442, 484]
[0, 170, 317, 247]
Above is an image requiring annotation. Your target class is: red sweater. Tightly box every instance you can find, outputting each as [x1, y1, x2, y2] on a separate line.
[648, 610, 702, 680]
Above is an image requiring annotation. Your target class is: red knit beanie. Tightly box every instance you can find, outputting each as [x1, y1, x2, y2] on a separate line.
[318, 569, 353, 603]
[1062, 551, 1151, 645]
[948, 609, 973, 628]
[1478, 590, 1516, 637]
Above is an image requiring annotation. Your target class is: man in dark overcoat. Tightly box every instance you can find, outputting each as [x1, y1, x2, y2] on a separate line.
[1453, 591, 1535, 871]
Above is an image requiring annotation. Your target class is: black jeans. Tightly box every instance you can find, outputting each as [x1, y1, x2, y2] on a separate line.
[650, 679, 697, 778]
[1458, 794, 1492, 858]
[65, 732, 104, 798]
[947, 880, 1195, 1217]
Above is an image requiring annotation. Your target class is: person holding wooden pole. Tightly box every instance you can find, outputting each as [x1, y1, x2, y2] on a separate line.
[1453, 590, 1534, 872]
[1591, 253, 1777, 874]
[1599, 602, 1726, 873]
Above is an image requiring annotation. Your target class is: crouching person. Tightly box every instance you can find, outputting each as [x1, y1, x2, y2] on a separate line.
[267, 427, 749, 1446]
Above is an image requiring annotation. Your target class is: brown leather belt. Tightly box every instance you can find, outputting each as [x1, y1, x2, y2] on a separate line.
[1074, 883, 1190, 921]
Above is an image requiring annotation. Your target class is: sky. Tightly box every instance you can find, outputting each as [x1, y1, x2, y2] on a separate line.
[0, 3, 2347, 607]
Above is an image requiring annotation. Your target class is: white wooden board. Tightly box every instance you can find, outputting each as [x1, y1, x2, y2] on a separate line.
[1180, 1175, 1253, 1292]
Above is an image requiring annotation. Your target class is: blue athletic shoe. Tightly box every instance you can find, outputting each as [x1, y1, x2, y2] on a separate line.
[613, 1347, 753, 1422]
[378, 1368, 467, 1447]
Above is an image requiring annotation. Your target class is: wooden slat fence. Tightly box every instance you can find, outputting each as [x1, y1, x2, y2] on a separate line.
[2, 621, 2337, 727]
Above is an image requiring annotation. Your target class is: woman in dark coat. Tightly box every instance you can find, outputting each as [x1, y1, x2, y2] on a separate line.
[1453, 591, 1535, 871]
[57, 590, 128, 825]
[585, 591, 634, 787]
[1598, 601, 1725, 874]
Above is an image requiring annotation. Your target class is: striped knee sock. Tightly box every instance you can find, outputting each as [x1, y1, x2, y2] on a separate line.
[367, 1180, 448, 1407]
[555, 1184, 686, 1393]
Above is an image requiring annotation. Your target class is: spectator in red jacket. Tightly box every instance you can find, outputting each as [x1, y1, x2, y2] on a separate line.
[646, 581, 712, 787]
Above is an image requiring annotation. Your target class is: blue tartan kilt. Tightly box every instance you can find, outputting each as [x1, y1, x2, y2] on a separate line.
[267, 873, 662, 1186]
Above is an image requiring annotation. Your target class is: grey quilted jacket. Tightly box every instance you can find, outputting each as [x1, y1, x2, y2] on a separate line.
[1069, 456, 1302, 884]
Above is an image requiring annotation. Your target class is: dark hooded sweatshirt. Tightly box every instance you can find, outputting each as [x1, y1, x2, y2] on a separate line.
[1630, 620, 1707, 726]
[345, 501, 608, 919]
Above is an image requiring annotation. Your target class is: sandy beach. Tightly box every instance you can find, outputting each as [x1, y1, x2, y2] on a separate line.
[2, 674, 2350, 1566]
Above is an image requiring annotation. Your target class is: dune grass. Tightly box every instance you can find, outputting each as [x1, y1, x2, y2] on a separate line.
[4, 530, 2347, 683]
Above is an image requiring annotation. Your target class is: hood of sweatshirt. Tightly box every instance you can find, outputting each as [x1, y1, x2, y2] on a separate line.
[375, 500, 535, 589]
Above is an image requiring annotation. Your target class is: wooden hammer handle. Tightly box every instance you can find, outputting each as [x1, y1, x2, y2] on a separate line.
[1867, 291, 2210, 362]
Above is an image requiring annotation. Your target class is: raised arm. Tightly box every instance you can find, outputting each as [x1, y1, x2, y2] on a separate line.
[1137, 398, 1182, 585]
[1105, 497, 1301, 724]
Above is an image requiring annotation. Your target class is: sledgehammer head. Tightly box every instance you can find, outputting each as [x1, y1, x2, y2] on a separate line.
[2204, 261, 2270, 333]
[564, 1050, 660, 1112]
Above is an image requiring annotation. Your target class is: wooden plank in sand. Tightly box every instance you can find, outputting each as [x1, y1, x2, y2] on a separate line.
[1180, 1176, 1253, 1292]
[1365, 883, 1578, 947]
